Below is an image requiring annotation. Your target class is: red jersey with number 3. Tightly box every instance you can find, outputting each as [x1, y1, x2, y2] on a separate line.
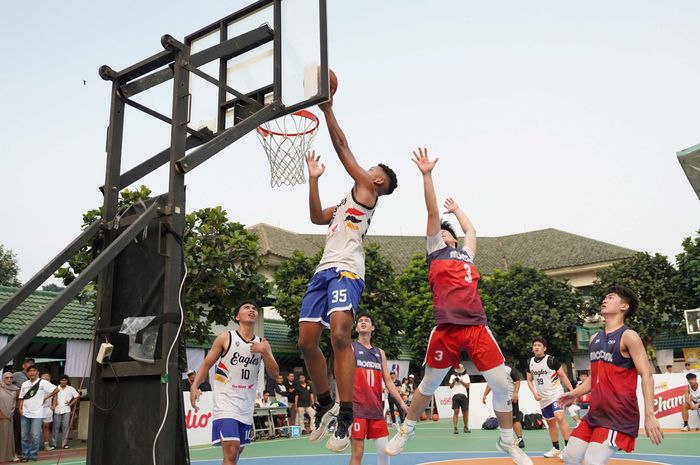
[352, 341, 384, 419]
[427, 234, 486, 326]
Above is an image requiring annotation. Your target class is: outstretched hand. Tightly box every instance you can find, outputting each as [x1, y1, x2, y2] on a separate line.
[557, 391, 576, 408]
[305, 151, 325, 179]
[443, 197, 460, 214]
[411, 147, 438, 174]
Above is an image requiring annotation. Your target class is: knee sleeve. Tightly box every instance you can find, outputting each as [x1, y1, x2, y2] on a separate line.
[374, 436, 389, 465]
[417, 366, 451, 396]
[481, 364, 511, 412]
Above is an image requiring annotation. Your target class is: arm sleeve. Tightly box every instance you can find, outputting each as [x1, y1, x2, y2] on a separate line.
[427, 233, 446, 254]
[547, 356, 561, 371]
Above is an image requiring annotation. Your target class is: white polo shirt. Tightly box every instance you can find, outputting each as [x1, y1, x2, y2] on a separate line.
[55, 385, 80, 415]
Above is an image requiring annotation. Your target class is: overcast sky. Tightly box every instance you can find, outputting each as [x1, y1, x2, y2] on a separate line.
[1, 0, 699, 285]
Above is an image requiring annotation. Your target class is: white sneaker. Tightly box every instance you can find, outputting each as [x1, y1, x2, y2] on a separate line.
[325, 415, 351, 452]
[681, 425, 689, 432]
[385, 423, 416, 456]
[544, 447, 561, 458]
[496, 438, 533, 465]
[309, 403, 339, 442]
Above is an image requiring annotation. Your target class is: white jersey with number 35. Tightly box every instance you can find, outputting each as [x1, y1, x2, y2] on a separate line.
[212, 330, 263, 424]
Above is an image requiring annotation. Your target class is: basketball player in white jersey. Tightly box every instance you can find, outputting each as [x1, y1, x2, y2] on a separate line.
[526, 337, 573, 458]
[681, 372, 700, 431]
[190, 301, 279, 465]
[299, 79, 398, 452]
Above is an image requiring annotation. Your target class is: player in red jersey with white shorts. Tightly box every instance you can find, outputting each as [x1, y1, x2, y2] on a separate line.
[349, 314, 407, 465]
[385, 148, 532, 465]
[559, 285, 664, 464]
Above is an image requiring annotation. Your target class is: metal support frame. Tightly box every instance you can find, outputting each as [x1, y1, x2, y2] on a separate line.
[0, 2, 328, 463]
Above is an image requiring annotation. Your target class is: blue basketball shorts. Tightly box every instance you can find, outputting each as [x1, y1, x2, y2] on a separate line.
[541, 400, 563, 420]
[211, 418, 252, 446]
[300, 268, 365, 328]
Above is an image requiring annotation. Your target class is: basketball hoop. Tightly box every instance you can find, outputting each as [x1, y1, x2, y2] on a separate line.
[257, 110, 320, 187]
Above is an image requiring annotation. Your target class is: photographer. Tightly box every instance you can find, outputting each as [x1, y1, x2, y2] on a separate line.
[449, 364, 470, 434]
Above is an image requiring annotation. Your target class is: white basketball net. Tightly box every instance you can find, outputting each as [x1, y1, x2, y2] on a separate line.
[256, 110, 319, 187]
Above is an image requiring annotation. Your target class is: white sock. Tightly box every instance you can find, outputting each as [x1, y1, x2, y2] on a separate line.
[404, 419, 417, 432]
[499, 427, 514, 444]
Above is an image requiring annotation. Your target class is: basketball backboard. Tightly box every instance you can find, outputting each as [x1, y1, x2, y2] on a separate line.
[185, 0, 328, 133]
[685, 308, 700, 335]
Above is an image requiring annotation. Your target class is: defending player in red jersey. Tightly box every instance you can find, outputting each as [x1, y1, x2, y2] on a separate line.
[385, 148, 532, 465]
[559, 285, 664, 465]
[349, 314, 407, 465]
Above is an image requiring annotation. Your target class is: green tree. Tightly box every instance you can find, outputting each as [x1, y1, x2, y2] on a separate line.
[41, 283, 64, 293]
[273, 250, 328, 355]
[397, 254, 433, 362]
[676, 230, 700, 310]
[0, 245, 21, 287]
[183, 207, 269, 343]
[56, 185, 153, 306]
[480, 264, 583, 370]
[354, 244, 406, 359]
[273, 244, 406, 360]
[57, 186, 269, 343]
[591, 252, 684, 350]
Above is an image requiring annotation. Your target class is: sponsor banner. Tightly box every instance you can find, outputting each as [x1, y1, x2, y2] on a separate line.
[187, 375, 697, 441]
[184, 392, 214, 446]
[640, 374, 699, 429]
[386, 360, 410, 381]
[683, 348, 700, 370]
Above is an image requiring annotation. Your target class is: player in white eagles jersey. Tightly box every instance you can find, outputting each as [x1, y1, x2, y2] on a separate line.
[526, 337, 573, 459]
[681, 372, 700, 431]
[191, 301, 279, 465]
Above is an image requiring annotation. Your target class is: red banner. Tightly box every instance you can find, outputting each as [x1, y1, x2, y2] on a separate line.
[653, 385, 687, 419]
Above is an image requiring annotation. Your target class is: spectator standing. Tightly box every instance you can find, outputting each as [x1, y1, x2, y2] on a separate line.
[449, 364, 470, 434]
[18, 365, 57, 462]
[0, 372, 19, 461]
[12, 359, 34, 389]
[284, 373, 297, 426]
[50, 375, 80, 449]
[682, 363, 693, 373]
[386, 372, 404, 426]
[665, 365, 673, 374]
[295, 375, 315, 433]
[40, 373, 53, 451]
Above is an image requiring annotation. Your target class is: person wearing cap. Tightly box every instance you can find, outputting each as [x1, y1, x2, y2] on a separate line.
[681, 372, 700, 432]
[49, 375, 79, 450]
[12, 359, 35, 389]
[449, 364, 470, 434]
[181, 369, 211, 393]
[18, 365, 58, 462]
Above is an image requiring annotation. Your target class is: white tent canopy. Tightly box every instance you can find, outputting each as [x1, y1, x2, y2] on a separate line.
[678, 142, 700, 200]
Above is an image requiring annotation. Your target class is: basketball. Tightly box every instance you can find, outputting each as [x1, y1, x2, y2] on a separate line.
[329, 69, 338, 95]
[419, 412, 428, 421]
[432, 413, 439, 421]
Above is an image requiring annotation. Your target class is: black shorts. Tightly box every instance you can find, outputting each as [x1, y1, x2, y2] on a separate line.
[452, 394, 468, 410]
[512, 401, 523, 423]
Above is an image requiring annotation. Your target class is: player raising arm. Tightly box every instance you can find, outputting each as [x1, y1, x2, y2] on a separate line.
[299, 73, 398, 453]
[385, 148, 531, 465]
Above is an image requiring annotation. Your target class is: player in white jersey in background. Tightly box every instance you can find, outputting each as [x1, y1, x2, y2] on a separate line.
[526, 336, 573, 458]
[299, 77, 398, 452]
[191, 301, 279, 465]
[681, 372, 700, 431]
